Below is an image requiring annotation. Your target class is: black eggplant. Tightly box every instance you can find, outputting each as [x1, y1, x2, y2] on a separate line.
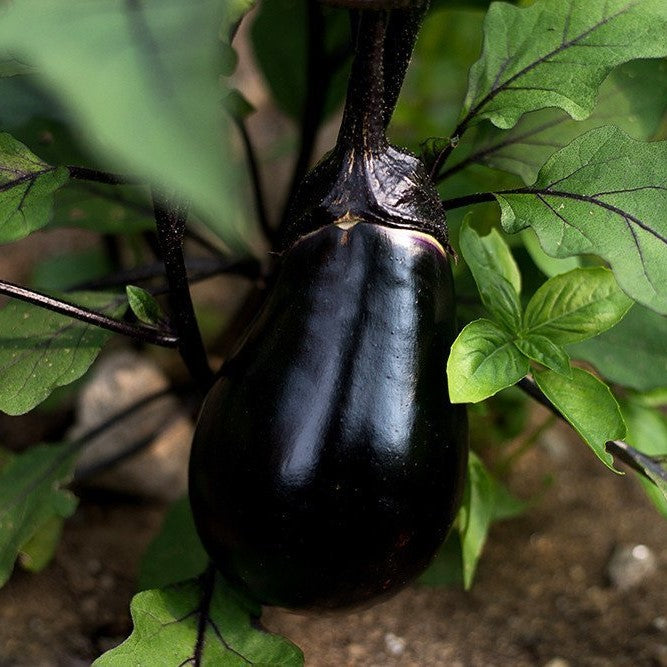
[188, 8, 468, 611]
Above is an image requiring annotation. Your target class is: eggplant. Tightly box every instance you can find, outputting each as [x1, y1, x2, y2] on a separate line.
[188, 8, 468, 610]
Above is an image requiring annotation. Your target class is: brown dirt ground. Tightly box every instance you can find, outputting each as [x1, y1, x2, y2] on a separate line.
[0, 418, 665, 667]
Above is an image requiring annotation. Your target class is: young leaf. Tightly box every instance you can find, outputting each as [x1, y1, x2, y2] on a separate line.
[447, 319, 529, 403]
[126, 285, 162, 327]
[522, 267, 633, 345]
[459, 219, 522, 331]
[94, 573, 304, 666]
[0, 133, 69, 242]
[457, 452, 525, 589]
[462, 0, 667, 131]
[568, 303, 667, 392]
[533, 367, 626, 471]
[446, 59, 667, 185]
[620, 399, 667, 516]
[138, 497, 208, 592]
[0, 1, 249, 248]
[514, 334, 572, 377]
[0, 442, 77, 588]
[497, 127, 667, 314]
[0, 291, 126, 415]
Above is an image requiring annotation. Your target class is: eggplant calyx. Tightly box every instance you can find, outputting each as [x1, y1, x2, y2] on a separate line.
[284, 142, 451, 254]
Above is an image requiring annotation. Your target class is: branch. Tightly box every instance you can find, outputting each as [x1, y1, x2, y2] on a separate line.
[0, 278, 178, 347]
[67, 165, 139, 186]
[279, 2, 338, 229]
[517, 376, 667, 486]
[152, 190, 214, 388]
[233, 117, 273, 244]
[441, 191, 497, 210]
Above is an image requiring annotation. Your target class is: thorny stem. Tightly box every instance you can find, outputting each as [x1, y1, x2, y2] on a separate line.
[517, 377, 667, 485]
[152, 190, 214, 388]
[0, 278, 178, 347]
[441, 191, 497, 211]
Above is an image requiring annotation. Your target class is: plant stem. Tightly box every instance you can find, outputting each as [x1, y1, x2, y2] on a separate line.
[382, 4, 429, 128]
[233, 116, 273, 243]
[152, 190, 214, 388]
[517, 376, 667, 485]
[337, 10, 389, 153]
[442, 191, 497, 210]
[71, 256, 261, 291]
[67, 165, 138, 185]
[280, 2, 332, 229]
[0, 278, 178, 347]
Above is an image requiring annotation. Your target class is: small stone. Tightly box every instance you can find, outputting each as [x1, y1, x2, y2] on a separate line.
[384, 632, 407, 656]
[607, 544, 658, 591]
[653, 617, 667, 633]
[347, 643, 366, 658]
[543, 660, 570, 667]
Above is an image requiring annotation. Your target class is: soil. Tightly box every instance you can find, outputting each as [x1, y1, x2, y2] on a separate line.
[0, 419, 665, 667]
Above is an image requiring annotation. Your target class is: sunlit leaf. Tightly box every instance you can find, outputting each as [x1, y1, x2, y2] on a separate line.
[498, 127, 667, 314]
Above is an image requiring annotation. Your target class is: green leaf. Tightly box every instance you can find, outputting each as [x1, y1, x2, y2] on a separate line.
[0, 442, 77, 587]
[0, 133, 69, 242]
[450, 59, 667, 186]
[458, 452, 524, 589]
[0, 1, 251, 249]
[521, 229, 583, 278]
[459, 219, 522, 331]
[94, 575, 304, 666]
[419, 531, 465, 588]
[620, 399, 667, 516]
[18, 515, 65, 573]
[498, 127, 667, 314]
[462, 0, 667, 130]
[0, 291, 126, 415]
[534, 367, 625, 471]
[568, 303, 667, 392]
[251, 1, 350, 120]
[447, 319, 529, 403]
[515, 334, 572, 377]
[126, 286, 162, 327]
[522, 267, 633, 345]
[138, 497, 208, 592]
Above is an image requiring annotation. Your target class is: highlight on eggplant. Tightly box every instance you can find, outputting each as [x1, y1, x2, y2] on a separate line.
[188, 7, 469, 610]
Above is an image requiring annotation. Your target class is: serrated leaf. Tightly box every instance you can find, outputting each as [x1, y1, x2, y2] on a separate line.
[522, 267, 633, 345]
[0, 132, 69, 242]
[515, 334, 572, 377]
[0, 1, 252, 250]
[498, 127, 667, 314]
[0, 291, 126, 415]
[458, 452, 525, 589]
[138, 497, 208, 592]
[0, 442, 77, 587]
[462, 0, 667, 131]
[460, 219, 522, 331]
[448, 59, 667, 185]
[126, 285, 162, 326]
[568, 303, 667, 392]
[94, 574, 304, 666]
[534, 367, 625, 471]
[620, 399, 667, 516]
[447, 318, 529, 403]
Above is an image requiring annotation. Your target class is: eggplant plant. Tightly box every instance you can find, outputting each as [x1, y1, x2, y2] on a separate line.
[0, 0, 665, 663]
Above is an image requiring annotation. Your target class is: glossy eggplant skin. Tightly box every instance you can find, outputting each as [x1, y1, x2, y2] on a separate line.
[189, 220, 468, 611]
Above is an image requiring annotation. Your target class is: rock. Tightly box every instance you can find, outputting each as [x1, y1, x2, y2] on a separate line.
[607, 544, 658, 591]
[71, 350, 193, 501]
[384, 632, 407, 656]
